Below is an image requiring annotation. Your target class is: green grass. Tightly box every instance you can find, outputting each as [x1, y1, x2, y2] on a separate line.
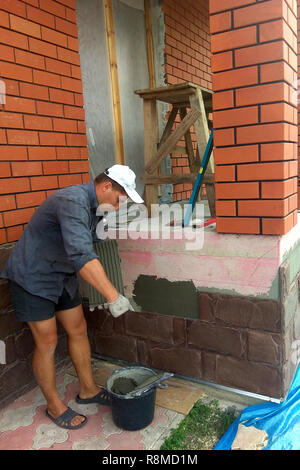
[160, 399, 236, 451]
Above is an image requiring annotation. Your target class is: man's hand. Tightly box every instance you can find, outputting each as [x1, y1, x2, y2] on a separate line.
[108, 294, 135, 318]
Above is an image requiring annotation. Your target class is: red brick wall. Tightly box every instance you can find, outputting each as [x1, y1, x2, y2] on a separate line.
[0, 0, 89, 244]
[163, 0, 212, 201]
[210, 0, 298, 235]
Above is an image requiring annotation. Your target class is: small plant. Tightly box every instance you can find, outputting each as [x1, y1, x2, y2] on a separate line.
[160, 399, 236, 451]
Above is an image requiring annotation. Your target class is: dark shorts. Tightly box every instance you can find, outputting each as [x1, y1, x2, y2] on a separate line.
[9, 281, 82, 323]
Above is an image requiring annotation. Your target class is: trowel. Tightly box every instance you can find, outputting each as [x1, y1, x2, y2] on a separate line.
[128, 371, 174, 397]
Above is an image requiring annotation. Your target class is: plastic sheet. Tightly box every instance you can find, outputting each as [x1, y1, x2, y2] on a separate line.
[214, 365, 300, 450]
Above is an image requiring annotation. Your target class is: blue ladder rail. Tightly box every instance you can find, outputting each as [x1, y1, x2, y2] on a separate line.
[182, 128, 214, 228]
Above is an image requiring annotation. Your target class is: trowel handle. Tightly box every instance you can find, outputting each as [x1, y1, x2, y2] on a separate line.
[130, 372, 174, 397]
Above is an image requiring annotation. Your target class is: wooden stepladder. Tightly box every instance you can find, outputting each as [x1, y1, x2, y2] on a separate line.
[135, 82, 215, 217]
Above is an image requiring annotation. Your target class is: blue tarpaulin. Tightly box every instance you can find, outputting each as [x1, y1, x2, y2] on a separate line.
[214, 365, 300, 450]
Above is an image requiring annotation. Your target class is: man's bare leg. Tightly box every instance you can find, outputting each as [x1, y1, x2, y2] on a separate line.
[55, 304, 99, 399]
[28, 318, 85, 427]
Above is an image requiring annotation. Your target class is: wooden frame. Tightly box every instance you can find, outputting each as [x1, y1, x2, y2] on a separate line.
[135, 83, 215, 216]
[103, 0, 125, 165]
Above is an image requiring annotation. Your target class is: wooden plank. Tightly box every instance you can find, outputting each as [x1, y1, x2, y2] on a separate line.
[144, 0, 156, 89]
[141, 173, 214, 184]
[143, 98, 159, 214]
[103, 0, 125, 165]
[158, 106, 178, 147]
[145, 107, 201, 174]
[179, 107, 197, 173]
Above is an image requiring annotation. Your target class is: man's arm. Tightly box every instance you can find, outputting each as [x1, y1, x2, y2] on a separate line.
[78, 258, 118, 303]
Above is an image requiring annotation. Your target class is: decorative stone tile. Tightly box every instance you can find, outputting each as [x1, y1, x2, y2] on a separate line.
[0, 404, 37, 432]
[31, 423, 69, 450]
[72, 435, 109, 450]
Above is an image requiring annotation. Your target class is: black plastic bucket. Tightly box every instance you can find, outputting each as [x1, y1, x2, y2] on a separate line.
[106, 367, 157, 431]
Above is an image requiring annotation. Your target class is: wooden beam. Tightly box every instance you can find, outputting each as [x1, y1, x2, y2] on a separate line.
[143, 99, 159, 214]
[158, 106, 178, 147]
[144, 0, 156, 89]
[145, 107, 201, 174]
[103, 0, 125, 165]
[141, 173, 214, 185]
[179, 107, 197, 173]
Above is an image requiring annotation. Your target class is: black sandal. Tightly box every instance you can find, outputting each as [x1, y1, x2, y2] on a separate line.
[46, 407, 87, 430]
[75, 387, 111, 406]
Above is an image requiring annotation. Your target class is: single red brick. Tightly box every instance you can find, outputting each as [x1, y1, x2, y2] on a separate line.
[55, 17, 78, 37]
[39, 0, 66, 19]
[238, 199, 288, 217]
[235, 41, 286, 68]
[61, 76, 82, 93]
[16, 191, 46, 208]
[261, 142, 296, 162]
[49, 88, 74, 105]
[30, 175, 58, 191]
[6, 130, 39, 145]
[24, 115, 53, 131]
[214, 165, 236, 182]
[214, 128, 235, 147]
[215, 182, 259, 199]
[39, 132, 66, 146]
[6, 225, 24, 242]
[63, 105, 85, 120]
[53, 117, 77, 133]
[212, 66, 258, 91]
[0, 129, 7, 144]
[28, 147, 56, 160]
[260, 62, 295, 85]
[33, 70, 61, 88]
[56, 146, 81, 159]
[237, 162, 289, 181]
[0, 177, 30, 195]
[234, 0, 284, 28]
[235, 83, 288, 107]
[26, 5, 55, 29]
[0, 146, 28, 161]
[12, 161, 43, 177]
[15, 49, 45, 70]
[45, 57, 71, 76]
[236, 123, 289, 145]
[213, 106, 258, 128]
[211, 26, 256, 53]
[58, 174, 82, 188]
[43, 161, 69, 175]
[262, 212, 295, 235]
[210, 11, 232, 34]
[4, 207, 35, 227]
[215, 200, 236, 216]
[261, 179, 296, 199]
[57, 47, 80, 66]
[0, 112, 24, 129]
[0, 162, 11, 177]
[214, 145, 259, 165]
[0, 11, 10, 28]
[0, 62, 33, 83]
[0, 0, 26, 18]
[216, 217, 260, 234]
[210, 0, 254, 14]
[212, 90, 234, 110]
[69, 160, 90, 173]
[36, 101, 63, 117]
[211, 51, 233, 72]
[41, 26, 68, 48]
[19, 82, 49, 101]
[66, 133, 87, 147]
[0, 44, 14, 62]
[10, 14, 41, 39]
[29, 37, 57, 59]
[0, 26, 28, 50]
[0, 195, 16, 211]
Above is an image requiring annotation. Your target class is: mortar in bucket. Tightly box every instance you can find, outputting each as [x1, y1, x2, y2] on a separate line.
[106, 367, 173, 431]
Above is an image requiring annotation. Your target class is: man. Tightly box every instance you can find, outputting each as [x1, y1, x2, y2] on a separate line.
[1, 164, 143, 430]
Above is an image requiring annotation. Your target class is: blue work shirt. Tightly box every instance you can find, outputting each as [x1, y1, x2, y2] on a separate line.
[1, 181, 101, 302]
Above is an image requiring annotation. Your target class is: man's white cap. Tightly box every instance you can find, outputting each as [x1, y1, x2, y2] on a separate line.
[105, 164, 144, 204]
